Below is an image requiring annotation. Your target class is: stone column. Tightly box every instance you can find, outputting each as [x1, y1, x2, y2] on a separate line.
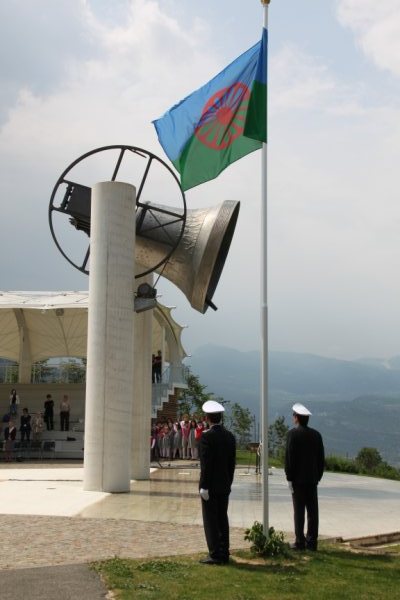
[83, 181, 135, 492]
[131, 270, 153, 480]
[13, 309, 32, 383]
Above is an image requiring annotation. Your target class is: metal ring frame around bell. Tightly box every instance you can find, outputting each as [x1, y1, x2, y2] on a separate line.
[48, 145, 187, 279]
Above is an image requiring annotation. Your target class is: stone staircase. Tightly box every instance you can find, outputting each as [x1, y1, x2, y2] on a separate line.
[151, 365, 188, 419]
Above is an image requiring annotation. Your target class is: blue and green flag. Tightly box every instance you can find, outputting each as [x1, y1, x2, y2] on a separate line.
[153, 28, 267, 191]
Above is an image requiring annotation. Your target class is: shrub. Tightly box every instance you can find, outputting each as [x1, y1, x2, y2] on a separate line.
[325, 452, 400, 481]
[372, 462, 400, 481]
[356, 447, 383, 471]
[244, 521, 290, 557]
[325, 455, 358, 474]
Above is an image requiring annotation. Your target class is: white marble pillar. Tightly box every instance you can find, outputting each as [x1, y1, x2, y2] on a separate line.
[83, 181, 135, 492]
[13, 309, 32, 384]
[131, 270, 153, 480]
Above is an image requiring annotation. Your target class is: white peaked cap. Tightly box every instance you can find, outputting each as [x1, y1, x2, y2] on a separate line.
[202, 400, 225, 413]
[292, 403, 312, 416]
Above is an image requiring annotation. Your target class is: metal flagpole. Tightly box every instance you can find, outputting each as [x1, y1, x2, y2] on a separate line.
[260, 0, 270, 536]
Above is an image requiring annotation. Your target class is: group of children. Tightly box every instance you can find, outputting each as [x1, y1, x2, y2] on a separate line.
[151, 414, 209, 461]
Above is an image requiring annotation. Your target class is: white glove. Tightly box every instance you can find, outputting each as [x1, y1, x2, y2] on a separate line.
[199, 488, 209, 501]
[288, 482, 294, 494]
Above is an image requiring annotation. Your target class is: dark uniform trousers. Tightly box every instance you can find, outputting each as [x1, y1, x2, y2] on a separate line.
[292, 483, 319, 549]
[60, 411, 69, 431]
[199, 424, 236, 562]
[201, 493, 230, 561]
[285, 424, 324, 551]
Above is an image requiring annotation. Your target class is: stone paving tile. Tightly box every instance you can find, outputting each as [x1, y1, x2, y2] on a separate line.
[0, 514, 249, 571]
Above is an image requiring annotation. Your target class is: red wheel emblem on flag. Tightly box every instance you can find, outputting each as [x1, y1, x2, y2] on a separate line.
[195, 82, 249, 150]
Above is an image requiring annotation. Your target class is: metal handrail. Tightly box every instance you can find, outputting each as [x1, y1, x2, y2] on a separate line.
[0, 361, 189, 388]
[0, 362, 86, 384]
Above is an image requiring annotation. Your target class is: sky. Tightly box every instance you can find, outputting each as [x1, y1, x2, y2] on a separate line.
[1, 0, 400, 361]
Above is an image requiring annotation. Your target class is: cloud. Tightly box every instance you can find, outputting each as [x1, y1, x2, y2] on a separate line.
[0, 0, 224, 293]
[262, 20, 400, 359]
[1, 0, 400, 360]
[270, 44, 336, 112]
[0, 0, 96, 122]
[0, 0, 220, 164]
[336, 0, 400, 77]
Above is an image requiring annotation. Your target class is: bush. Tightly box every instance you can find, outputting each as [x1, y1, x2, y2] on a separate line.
[356, 447, 383, 471]
[372, 462, 400, 481]
[325, 455, 358, 474]
[244, 522, 290, 557]
[325, 452, 400, 481]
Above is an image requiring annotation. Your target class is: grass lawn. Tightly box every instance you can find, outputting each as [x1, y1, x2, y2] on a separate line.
[93, 544, 400, 600]
[236, 449, 281, 469]
[236, 448, 258, 466]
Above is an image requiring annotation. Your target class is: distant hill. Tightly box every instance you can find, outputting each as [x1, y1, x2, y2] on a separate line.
[355, 356, 400, 370]
[186, 345, 400, 465]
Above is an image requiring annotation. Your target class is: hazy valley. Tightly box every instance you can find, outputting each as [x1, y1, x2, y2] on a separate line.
[186, 345, 400, 466]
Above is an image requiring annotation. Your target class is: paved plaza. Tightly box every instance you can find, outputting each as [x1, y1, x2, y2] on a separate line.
[0, 461, 399, 573]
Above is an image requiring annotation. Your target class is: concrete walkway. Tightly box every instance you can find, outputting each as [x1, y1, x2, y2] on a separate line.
[0, 564, 107, 600]
[0, 462, 399, 597]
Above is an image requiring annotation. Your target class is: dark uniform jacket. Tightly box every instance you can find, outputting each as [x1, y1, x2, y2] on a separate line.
[285, 425, 325, 485]
[199, 424, 236, 495]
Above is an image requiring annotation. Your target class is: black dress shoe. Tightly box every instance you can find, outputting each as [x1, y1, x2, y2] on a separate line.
[290, 543, 305, 551]
[199, 556, 223, 565]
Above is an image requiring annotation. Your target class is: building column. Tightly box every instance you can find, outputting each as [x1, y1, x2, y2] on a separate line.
[13, 309, 32, 383]
[83, 181, 135, 493]
[131, 270, 153, 480]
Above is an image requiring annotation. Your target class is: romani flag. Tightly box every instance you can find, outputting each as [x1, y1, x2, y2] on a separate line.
[153, 28, 267, 191]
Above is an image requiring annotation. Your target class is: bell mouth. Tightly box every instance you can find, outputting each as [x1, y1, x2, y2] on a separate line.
[191, 200, 240, 313]
[135, 199, 240, 314]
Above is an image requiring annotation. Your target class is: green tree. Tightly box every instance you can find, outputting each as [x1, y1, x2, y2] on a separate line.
[31, 359, 55, 383]
[60, 359, 86, 383]
[226, 402, 252, 448]
[268, 416, 289, 460]
[178, 370, 214, 416]
[356, 447, 383, 471]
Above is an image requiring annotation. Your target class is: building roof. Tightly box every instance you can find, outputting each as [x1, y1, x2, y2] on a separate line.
[0, 292, 187, 363]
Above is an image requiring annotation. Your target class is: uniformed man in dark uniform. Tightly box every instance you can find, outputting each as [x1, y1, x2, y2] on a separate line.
[285, 402, 325, 551]
[199, 400, 236, 565]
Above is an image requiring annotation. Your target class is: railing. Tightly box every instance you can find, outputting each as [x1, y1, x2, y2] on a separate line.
[31, 362, 86, 384]
[0, 361, 188, 388]
[151, 364, 189, 416]
[158, 364, 190, 385]
[0, 362, 86, 384]
[0, 365, 18, 384]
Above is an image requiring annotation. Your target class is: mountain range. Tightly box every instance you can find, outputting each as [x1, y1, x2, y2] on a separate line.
[186, 345, 400, 466]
